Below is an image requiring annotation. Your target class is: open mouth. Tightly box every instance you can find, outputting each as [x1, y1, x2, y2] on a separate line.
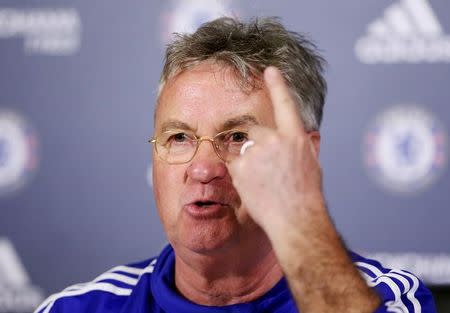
[184, 200, 227, 218]
[194, 201, 219, 207]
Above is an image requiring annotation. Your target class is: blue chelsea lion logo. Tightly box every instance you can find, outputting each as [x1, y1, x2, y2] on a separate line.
[0, 110, 39, 196]
[364, 105, 447, 194]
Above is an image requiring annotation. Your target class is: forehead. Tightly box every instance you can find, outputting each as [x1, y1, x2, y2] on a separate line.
[155, 62, 274, 131]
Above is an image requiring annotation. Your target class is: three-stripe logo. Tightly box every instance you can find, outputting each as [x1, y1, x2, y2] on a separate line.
[355, 0, 450, 63]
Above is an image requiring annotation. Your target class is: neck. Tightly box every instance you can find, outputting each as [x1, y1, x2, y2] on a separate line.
[173, 235, 284, 306]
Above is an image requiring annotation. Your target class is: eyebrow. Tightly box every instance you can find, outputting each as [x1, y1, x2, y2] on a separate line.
[160, 120, 194, 133]
[158, 114, 259, 133]
[221, 114, 259, 130]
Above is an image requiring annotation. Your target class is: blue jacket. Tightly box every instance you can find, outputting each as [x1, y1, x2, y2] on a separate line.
[35, 245, 436, 313]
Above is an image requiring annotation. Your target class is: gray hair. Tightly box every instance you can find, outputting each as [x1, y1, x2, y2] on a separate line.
[158, 17, 327, 131]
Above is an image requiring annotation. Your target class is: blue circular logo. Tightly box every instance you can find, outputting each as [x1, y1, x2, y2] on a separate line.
[0, 110, 39, 196]
[364, 105, 447, 194]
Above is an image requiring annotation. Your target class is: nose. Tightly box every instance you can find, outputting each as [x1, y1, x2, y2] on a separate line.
[186, 139, 227, 183]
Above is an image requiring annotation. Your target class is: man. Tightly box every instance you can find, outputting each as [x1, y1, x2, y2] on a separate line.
[35, 17, 436, 313]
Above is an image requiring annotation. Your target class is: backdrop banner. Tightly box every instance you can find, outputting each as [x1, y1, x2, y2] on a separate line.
[0, 1, 449, 312]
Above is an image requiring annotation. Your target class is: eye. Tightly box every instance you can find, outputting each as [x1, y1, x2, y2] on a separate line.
[230, 131, 248, 142]
[159, 131, 193, 147]
[171, 132, 187, 142]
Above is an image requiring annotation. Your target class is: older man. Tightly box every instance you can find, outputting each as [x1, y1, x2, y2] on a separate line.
[35, 17, 435, 313]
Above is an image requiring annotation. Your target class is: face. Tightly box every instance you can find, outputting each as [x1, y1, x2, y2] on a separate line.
[153, 62, 275, 254]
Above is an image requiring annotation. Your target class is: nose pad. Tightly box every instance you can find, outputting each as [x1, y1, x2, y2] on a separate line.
[194, 138, 223, 161]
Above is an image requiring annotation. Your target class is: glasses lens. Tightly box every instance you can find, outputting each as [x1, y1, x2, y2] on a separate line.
[156, 131, 196, 163]
[216, 130, 249, 161]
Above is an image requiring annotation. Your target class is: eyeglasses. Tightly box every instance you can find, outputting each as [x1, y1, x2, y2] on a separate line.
[149, 129, 250, 164]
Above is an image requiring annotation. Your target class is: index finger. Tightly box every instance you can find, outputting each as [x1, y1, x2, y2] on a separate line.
[264, 66, 305, 135]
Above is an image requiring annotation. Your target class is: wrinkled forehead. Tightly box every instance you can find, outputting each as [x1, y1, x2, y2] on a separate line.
[154, 62, 271, 131]
[158, 58, 263, 99]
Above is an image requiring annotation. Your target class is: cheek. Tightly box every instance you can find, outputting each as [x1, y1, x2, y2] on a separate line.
[153, 161, 185, 225]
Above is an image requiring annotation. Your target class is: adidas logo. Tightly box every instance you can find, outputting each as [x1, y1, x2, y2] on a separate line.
[355, 0, 450, 63]
[0, 238, 44, 312]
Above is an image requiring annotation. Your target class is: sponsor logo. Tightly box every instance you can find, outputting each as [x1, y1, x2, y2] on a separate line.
[0, 238, 44, 312]
[364, 105, 447, 194]
[0, 8, 81, 55]
[0, 110, 39, 197]
[355, 0, 450, 63]
[160, 0, 237, 44]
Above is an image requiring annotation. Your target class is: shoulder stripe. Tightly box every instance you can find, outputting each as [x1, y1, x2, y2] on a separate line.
[359, 271, 408, 313]
[391, 269, 422, 313]
[35, 259, 157, 313]
[58, 272, 139, 293]
[108, 259, 157, 277]
[355, 261, 421, 313]
[138, 262, 156, 277]
[93, 272, 138, 286]
[35, 282, 132, 313]
[107, 265, 147, 276]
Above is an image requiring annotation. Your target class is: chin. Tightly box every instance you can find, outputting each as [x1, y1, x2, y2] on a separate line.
[173, 219, 238, 255]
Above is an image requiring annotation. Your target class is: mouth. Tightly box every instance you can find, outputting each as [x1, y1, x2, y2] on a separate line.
[194, 200, 220, 207]
[183, 200, 228, 218]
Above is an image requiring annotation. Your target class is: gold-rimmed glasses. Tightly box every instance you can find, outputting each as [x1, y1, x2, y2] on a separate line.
[149, 129, 250, 164]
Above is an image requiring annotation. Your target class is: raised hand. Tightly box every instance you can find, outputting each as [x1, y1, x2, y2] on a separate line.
[227, 66, 324, 239]
[227, 66, 380, 313]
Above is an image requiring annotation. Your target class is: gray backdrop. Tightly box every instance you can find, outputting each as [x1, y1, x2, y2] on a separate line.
[0, 1, 449, 312]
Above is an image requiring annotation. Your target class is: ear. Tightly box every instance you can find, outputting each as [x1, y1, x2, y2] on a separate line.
[308, 131, 321, 157]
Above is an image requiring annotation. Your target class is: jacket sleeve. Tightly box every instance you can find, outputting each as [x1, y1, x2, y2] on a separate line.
[351, 252, 437, 313]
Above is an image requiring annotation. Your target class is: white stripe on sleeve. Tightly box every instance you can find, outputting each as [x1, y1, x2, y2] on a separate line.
[355, 261, 421, 313]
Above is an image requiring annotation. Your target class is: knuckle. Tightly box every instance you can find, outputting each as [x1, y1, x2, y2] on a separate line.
[248, 126, 262, 138]
[266, 133, 279, 146]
